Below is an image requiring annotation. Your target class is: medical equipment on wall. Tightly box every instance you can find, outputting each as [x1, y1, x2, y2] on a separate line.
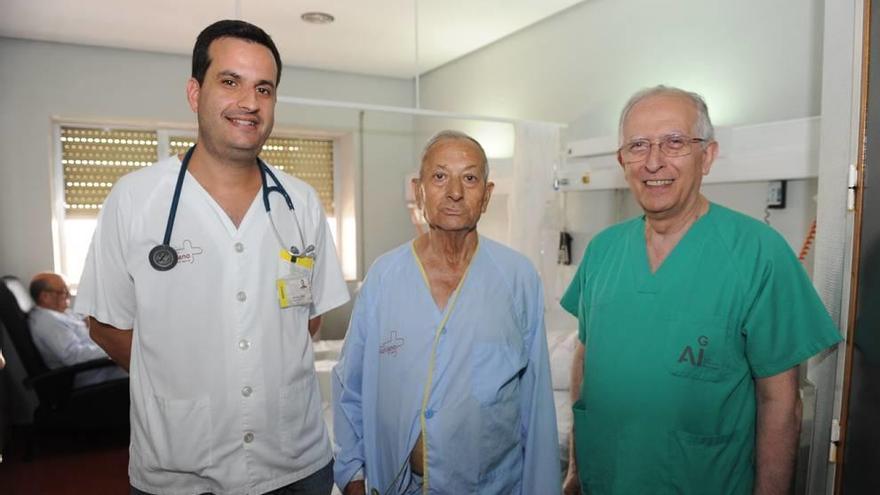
[558, 231, 573, 265]
[798, 219, 818, 263]
[148, 145, 314, 272]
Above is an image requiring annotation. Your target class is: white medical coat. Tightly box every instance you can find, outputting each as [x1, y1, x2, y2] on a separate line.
[75, 155, 349, 494]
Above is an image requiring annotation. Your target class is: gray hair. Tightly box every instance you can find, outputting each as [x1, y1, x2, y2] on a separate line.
[618, 85, 714, 145]
[419, 130, 489, 180]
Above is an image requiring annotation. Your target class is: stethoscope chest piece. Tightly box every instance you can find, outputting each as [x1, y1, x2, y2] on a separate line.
[149, 244, 178, 271]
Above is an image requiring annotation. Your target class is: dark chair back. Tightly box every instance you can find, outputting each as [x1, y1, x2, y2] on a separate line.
[0, 276, 129, 459]
[0, 277, 50, 380]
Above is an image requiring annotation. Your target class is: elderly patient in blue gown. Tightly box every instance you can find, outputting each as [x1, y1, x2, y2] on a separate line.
[29, 272, 127, 387]
[332, 130, 561, 495]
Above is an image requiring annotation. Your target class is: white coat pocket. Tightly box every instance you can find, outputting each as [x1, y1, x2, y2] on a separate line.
[138, 395, 213, 474]
[279, 376, 326, 458]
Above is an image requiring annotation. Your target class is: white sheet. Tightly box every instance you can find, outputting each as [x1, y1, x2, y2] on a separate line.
[314, 339, 345, 494]
[555, 390, 572, 471]
[548, 330, 579, 391]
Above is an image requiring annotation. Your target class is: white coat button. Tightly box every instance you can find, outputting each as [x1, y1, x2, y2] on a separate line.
[236, 291, 247, 302]
[234, 242, 244, 253]
[242, 386, 253, 397]
[243, 432, 254, 443]
[238, 339, 250, 350]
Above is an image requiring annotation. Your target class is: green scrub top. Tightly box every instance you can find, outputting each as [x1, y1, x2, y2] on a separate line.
[561, 203, 841, 495]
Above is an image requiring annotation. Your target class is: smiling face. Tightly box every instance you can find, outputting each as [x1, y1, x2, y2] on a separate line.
[415, 138, 494, 233]
[186, 37, 278, 162]
[618, 93, 717, 222]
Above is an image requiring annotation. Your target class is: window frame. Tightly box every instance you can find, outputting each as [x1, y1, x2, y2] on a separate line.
[51, 118, 358, 287]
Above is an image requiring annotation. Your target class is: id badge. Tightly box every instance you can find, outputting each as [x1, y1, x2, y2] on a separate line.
[277, 250, 314, 308]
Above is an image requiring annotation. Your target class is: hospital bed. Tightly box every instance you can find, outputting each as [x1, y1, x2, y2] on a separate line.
[313, 339, 345, 494]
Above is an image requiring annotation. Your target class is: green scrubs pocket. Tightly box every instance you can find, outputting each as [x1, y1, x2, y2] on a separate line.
[572, 400, 590, 494]
[572, 400, 613, 494]
[667, 429, 751, 495]
[664, 314, 734, 382]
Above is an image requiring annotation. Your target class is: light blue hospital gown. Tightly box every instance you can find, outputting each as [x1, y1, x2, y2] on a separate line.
[332, 237, 560, 494]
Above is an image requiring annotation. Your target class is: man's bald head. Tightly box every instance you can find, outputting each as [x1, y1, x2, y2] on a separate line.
[30, 272, 70, 312]
[419, 130, 490, 181]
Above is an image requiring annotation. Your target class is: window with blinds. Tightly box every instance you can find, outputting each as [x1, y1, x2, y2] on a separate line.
[61, 127, 158, 217]
[168, 136, 196, 158]
[166, 135, 335, 216]
[58, 124, 339, 285]
[61, 127, 335, 216]
[260, 137, 335, 216]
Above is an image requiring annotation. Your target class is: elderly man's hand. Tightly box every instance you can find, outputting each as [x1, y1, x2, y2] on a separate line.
[343, 480, 366, 495]
[562, 468, 580, 495]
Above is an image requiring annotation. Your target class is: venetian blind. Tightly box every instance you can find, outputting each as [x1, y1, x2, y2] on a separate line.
[61, 127, 158, 217]
[62, 126, 335, 217]
[168, 135, 334, 215]
[260, 137, 335, 216]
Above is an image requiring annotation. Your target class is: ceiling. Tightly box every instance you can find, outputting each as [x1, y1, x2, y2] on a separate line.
[0, 0, 583, 78]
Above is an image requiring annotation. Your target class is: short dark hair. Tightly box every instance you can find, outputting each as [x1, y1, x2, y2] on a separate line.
[29, 278, 50, 302]
[192, 20, 282, 86]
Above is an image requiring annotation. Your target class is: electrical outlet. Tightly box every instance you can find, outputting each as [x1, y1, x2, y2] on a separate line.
[767, 180, 786, 209]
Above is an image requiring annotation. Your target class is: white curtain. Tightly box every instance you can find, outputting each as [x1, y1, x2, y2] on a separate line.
[507, 122, 561, 310]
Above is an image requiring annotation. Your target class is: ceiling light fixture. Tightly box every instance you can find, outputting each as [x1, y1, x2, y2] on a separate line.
[301, 12, 335, 24]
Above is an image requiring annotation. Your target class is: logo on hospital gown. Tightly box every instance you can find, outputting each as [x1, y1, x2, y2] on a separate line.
[379, 331, 405, 356]
[175, 240, 204, 265]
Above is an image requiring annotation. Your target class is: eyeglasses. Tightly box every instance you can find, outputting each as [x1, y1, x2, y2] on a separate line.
[46, 288, 71, 297]
[618, 135, 706, 164]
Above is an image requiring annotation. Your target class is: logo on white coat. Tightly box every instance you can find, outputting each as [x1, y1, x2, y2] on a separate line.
[176, 239, 204, 264]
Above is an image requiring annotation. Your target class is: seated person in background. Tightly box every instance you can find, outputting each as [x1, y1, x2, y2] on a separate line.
[28, 272, 127, 387]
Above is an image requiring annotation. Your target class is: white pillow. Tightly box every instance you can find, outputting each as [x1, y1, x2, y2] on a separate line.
[548, 330, 579, 390]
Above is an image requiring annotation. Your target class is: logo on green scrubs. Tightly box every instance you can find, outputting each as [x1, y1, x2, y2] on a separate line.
[677, 335, 709, 366]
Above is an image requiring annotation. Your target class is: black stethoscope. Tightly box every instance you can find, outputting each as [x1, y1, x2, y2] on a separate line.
[148, 146, 314, 271]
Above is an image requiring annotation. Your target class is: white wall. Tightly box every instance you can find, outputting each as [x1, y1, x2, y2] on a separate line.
[420, 0, 822, 132]
[417, 0, 825, 266]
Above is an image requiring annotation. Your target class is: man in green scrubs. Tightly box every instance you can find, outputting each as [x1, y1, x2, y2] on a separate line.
[560, 86, 842, 495]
